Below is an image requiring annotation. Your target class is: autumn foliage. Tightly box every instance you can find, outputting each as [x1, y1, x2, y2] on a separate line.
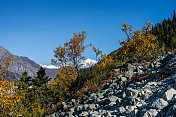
[0, 58, 21, 116]
[51, 31, 92, 101]
[118, 21, 158, 62]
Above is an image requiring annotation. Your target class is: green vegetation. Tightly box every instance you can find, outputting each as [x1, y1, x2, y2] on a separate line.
[152, 10, 176, 52]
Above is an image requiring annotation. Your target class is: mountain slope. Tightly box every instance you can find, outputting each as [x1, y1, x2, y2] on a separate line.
[0, 46, 58, 80]
[53, 52, 176, 117]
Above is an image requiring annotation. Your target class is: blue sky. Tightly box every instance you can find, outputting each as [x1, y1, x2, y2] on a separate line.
[0, 0, 176, 65]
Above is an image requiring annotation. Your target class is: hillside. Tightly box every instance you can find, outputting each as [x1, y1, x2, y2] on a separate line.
[0, 46, 58, 80]
[53, 52, 176, 117]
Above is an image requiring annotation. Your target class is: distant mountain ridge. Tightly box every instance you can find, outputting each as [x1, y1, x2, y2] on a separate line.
[0, 46, 58, 80]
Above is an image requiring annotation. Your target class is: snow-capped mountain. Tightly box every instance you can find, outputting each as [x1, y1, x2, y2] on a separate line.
[40, 64, 58, 69]
[40, 58, 97, 70]
[79, 58, 97, 69]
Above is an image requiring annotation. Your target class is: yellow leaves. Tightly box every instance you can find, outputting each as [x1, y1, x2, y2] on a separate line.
[122, 22, 128, 32]
[53, 31, 91, 71]
[95, 55, 114, 71]
[0, 58, 23, 116]
[119, 21, 158, 61]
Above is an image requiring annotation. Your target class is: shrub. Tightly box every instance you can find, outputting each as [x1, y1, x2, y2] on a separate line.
[118, 21, 158, 62]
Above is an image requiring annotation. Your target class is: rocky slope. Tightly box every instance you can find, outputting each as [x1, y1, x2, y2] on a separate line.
[51, 52, 176, 117]
[0, 46, 58, 80]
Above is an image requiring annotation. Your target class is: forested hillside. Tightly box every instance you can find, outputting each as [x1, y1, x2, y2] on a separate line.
[152, 10, 176, 51]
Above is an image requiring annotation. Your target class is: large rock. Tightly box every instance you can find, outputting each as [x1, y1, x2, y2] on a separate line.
[162, 88, 176, 101]
[151, 98, 168, 110]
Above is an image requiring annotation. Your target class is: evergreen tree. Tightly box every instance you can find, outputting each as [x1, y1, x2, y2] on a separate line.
[152, 10, 176, 51]
[32, 67, 52, 109]
[17, 71, 32, 90]
[32, 67, 51, 89]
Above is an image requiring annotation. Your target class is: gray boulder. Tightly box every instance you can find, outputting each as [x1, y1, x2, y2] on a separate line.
[162, 88, 176, 101]
[151, 98, 168, 110]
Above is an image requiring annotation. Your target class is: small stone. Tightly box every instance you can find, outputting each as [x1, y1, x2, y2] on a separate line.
[125, 70, 133, 78]
[89, 104, 96, 110]
[162, 88, 176, 101]
[128, 106, 135, 112]
[147, 82, 157, 86]
[104, 111, 111, 117]
[109, 95, 121, 102]
[49, 112, 57, 117]
[129, 109, 138, 117]
[109, 102, 116, 106]
[90, 93, 97, 100]
[119, 106, 126, 113]
[138, 66, 143, 69]
[97, 93, 104, 99]
[76, 105, 83, 111]
[80, 111, 88, 117]
[151, 98, 168, 110]
[149, 63, 154, 68]
[68, 108, 74, 116]
[62, 102, 67, 109]
[126, 88, 139, 98]
[121, 77, 127, 82]
[141, 109, 158, 117]
[82, 104, 89, 111]
[71, 99, 76, 106]
[172, 73, 176, 79]
[122, 92, 126, 98]
[109, 82, 118, 88]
